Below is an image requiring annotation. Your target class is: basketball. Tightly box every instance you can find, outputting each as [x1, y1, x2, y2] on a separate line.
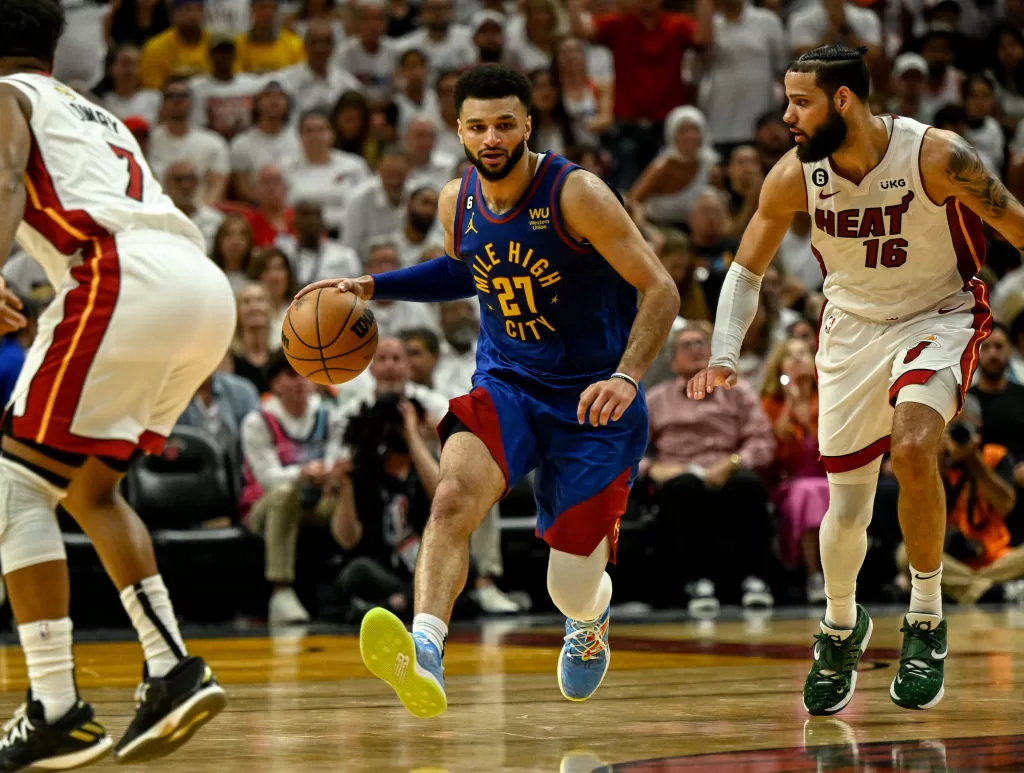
[280, 288, 378, 385]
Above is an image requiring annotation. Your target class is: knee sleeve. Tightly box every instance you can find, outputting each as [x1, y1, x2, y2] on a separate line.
[547, 539, 612, 621]
[823, 475, 878, 531]
[895, 367, 960, 424]
[0, 460, 67, 575]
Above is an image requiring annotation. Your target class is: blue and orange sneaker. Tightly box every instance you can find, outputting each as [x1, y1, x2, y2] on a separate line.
[557, 607, 611, 702]
[359, 607, 447, 718]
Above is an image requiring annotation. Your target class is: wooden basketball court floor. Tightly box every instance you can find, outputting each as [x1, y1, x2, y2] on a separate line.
[0, 605, 1022, 772]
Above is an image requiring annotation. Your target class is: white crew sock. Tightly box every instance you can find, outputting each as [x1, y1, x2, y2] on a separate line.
[18, 618, 77, 723]
[909, 563, 943, 617]
[412, 613, 448, 656]
[119, 575, 187, 678]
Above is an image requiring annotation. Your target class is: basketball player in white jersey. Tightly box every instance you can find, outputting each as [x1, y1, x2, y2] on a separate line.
[0, 1, 233, 769]
[689, 44, 1024, 716]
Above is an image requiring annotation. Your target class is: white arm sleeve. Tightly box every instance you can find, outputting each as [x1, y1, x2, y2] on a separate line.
[709, 262, 763, 372]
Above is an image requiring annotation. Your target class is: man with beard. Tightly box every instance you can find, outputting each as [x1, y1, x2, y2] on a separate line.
[298, 64, 678, 716]
[688, 43, 1024, 716]
[970, 323, 1024, 488]
[394, 187, 445, 266]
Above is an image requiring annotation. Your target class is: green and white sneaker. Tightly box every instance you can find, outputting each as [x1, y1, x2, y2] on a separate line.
[890, 612, 946, 710]
[803, 604, 873, 716]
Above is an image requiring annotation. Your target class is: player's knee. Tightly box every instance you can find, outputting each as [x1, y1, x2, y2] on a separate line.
[0, 460, 66, 575]
[429, 477, 483, 533]
[889, 435, 940, 483]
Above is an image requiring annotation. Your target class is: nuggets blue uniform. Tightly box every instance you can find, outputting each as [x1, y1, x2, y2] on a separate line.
[438, 153, 647, 559]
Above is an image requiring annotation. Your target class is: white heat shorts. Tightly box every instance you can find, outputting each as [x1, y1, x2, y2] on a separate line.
[816, 281, 991, 474]
[7, 230, 235, 460]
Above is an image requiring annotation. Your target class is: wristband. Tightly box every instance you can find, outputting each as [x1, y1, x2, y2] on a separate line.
[610, 372, 638, 392]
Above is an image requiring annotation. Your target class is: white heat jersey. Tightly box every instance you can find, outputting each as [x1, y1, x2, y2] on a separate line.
[0, 73, 205, 288]
[801, 114, 985, 323]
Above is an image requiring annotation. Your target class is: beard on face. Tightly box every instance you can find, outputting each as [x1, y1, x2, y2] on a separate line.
[408, 210, 436, 233]
[465, 138, 527, 182]
[980, 359, 1008, 380]
[795, 104, 848, 163]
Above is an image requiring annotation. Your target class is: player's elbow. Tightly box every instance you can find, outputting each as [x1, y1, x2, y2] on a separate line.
[646, 272, 679, 311]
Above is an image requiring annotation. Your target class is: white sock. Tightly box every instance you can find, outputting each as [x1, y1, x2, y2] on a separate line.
[909, 563, 943, 617]
[412, 613, 448, 656]
[18, 618, 77, 723]
[119, 575, 187, 678]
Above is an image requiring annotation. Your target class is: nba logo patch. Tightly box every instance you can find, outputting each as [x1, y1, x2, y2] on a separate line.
[824, 315, 837, 334]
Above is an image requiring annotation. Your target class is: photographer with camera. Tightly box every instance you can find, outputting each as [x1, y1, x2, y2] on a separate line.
[331, 393, 442, 620]
[896, 394, 1022, 605]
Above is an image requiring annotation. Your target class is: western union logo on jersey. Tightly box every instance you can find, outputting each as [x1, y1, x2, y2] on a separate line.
[528, 208, 550, 231]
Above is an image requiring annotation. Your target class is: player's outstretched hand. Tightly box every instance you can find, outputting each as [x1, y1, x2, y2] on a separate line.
[686, 366, 737, 400]
[577, 377, 637, 427]
[0, 277, 25, 336]
[295, 275, 374, 301]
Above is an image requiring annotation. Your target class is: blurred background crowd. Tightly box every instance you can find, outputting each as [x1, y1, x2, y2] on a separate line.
[7, 0, 1024, 628]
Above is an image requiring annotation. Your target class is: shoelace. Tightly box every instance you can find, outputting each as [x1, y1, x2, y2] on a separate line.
[563, 621, 607, 662]
[899, 621, 943, 679]
[811, 632, 860, 687]
[0, 706, 31, 749]
[133, 682, 150, 710]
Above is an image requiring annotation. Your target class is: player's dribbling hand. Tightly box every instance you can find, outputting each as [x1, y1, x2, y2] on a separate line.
[686, 366, 737, 400]
[294, 275, 375, 301]
[0, 277, 25, 336]
[577, 378, 637, 427]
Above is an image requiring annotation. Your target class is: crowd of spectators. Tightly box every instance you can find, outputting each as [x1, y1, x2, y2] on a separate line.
[8, 0, 1024, 623]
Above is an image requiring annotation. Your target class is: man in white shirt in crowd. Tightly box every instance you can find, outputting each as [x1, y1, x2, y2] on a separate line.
[288, 110, 372, 235]
[788, 0, 881, 57]
[163, 160, 226, 252]
[102, 43, 162, 125]
[190, 32, 266, 140]
[470, 10, 508, 65]
[276, 200, 362, 286]
[279, 19, 361, 117]
[394, 49, 442, 137]
[432, 69, 465, 158]
[342, 147, 411, 255]
[230, 81, 303, 202]
[337, 0, 397, 100]
[701, 0, 787, 150]
[364, 239, 441, 338]
[147, 75, 231, 204]
[433, 299, 479, 400]
[404, 113, 457, 192]
[398, 0, 475, 79]
[400, 328, 442, 392]
[393, 186, 446, 266]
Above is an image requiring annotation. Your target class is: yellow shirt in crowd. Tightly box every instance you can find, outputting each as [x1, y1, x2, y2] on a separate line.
[139, 29, 213, 89]
[234, 31, 306, 74]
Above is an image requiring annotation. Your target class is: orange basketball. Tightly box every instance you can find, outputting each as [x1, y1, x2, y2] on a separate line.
[281, 288, 378, 385]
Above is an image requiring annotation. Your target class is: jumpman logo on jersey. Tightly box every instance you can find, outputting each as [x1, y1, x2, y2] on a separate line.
[465, 213, 478, 235]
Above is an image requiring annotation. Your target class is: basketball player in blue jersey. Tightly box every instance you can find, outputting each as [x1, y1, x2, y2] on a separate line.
[298, 64, 679, 717]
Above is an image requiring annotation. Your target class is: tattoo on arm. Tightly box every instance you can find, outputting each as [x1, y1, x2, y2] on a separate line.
[945, 135, 1009, 219]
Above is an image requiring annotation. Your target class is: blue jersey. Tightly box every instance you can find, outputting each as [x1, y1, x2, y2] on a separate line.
[453, 153, 638, 390]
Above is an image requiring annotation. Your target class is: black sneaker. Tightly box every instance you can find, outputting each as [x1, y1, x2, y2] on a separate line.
[113, 657, 226, 764]
[0, 696, 112, 771]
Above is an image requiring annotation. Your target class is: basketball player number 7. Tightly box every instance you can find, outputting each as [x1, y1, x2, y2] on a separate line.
[109, 144, 144, 202]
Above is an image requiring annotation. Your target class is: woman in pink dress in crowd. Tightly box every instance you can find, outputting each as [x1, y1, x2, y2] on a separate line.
[760, 336, 829, 603]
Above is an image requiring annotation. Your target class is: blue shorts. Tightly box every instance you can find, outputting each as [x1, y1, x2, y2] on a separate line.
[437, 374, 648, 561]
